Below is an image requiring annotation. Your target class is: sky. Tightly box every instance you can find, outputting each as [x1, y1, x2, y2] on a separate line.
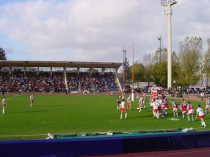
[0, 0, 210, 63]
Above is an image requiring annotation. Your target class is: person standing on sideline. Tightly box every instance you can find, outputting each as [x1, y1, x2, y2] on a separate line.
[30, 95, 34, 107]
[120, 99, 127, 119]
[205, 97, 210, 113]
[196, 104, 206, 128]
[201, 91, 205, 101]
[2, 97, 6, 114]
[116, 96, 121, 110]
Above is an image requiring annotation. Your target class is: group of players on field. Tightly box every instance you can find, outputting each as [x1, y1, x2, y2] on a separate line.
[116, 91, 209, 128]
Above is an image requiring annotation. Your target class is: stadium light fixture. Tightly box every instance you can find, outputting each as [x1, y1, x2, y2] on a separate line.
[161, 0, 177, 89]
[157, 36, 162, 49]
[157, 36, 162, 62]
[161, 0, 177, 6]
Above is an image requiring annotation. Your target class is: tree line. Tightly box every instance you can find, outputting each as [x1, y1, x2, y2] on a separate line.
[125, 36, 210, 88]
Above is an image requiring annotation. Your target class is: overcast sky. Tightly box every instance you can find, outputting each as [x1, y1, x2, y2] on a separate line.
[0, 0, 209, 63]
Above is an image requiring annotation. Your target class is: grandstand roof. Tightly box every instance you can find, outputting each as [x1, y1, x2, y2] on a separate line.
[0, 60, 122, 69]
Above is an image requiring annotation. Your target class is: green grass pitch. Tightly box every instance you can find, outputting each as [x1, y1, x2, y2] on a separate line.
[0, 94, 209, 140]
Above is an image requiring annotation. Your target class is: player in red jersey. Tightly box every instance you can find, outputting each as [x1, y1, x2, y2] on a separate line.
[187, 101, 194, 122]
[162, 97, 169, 116]
[180, 99, 187, 119]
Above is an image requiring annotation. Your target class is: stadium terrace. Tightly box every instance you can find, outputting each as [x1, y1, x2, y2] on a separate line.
[0, 60, 122, 93]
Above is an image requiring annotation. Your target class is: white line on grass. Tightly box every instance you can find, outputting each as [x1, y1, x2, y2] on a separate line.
[0, 134, 47, 137]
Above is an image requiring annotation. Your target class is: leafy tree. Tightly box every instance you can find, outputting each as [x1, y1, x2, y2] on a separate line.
[152, 47, 168, 87]
[0, 48, 7, 60]
[152, 61, 167, 87]
[178, 36, 202, 86]
[123, 57, 130, 83]
[204, 38, 210, 78]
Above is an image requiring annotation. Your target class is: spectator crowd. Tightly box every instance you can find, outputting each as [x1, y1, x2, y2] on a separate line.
[0, 70, 119, 94]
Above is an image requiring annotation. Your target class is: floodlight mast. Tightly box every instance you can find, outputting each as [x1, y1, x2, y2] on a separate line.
[161, 0, 177, 89]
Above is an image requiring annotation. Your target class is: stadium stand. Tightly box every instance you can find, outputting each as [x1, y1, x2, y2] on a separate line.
[0, 60, 122, 94]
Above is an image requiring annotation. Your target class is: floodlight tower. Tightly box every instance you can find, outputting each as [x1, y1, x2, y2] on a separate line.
[161, 0, 177, 89]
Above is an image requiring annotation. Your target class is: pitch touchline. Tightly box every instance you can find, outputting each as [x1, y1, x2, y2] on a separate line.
[0, 127, 203, 138]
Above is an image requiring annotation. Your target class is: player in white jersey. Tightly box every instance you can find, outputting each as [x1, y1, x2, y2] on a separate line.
[131, 88, 135, 102]
[142, 92, 146, 108]
[138, 94, 144, 112]
[151, 101, 160, 119]
[2, 97, 6, 114]
[120, 99, 127, 119]
[30, 95, 34, 107]
[196, 104, 206, 128]
[155, 97, 163, 116]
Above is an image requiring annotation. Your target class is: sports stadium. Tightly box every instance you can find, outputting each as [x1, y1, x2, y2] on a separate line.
[1, 60, 210, 157]
[1, 0, 210, 155]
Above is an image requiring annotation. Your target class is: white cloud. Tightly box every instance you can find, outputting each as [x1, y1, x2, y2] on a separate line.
[0, 0, 209, 62]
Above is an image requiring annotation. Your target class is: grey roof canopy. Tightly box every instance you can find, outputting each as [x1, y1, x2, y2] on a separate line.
[0, 60, 122, 69]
